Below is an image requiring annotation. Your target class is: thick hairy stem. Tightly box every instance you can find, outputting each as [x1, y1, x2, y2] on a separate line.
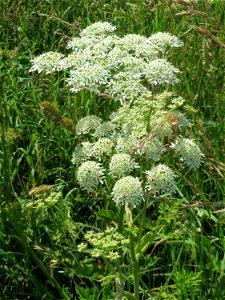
[115, 204, 126, 299]
[130, 232, 140, 300]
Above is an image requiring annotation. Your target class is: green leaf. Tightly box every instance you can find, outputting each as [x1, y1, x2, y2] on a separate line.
[95, 209, 117, 222]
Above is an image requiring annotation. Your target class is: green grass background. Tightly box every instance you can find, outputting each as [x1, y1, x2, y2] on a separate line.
[0, 0, 225, 299]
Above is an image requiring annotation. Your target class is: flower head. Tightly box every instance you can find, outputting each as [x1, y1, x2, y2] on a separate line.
[112, 176, 143, 207]
[148, 32, 183, 53]
[146, 164, 177, 196]
[30, 52, 64, 73]
[109, 154, 139, 178]
[76, 115, 102, 135]
[77, 161, 105, 192]
[106, 76, 148, 104]
[141, 138, 165, 161]
[92, 138, 114, 159]
[71, 142, 93, 165]
[116, 34, 159, 61]
[144, 59, 179, 85]
[115, 135, 139, 154]
[173, 138, 202, 170]
[80, 22, 116, 38]
[80, 227, 129, 261]
[67, 63, 110, 93]
[93, 121, 115, 138]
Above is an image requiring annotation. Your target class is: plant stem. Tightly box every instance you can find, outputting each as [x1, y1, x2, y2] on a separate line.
[118, 204, 125, 233]
[115, 204, 126, 300]
[136, 199, 147, 257]
[130, 231, 140, 300]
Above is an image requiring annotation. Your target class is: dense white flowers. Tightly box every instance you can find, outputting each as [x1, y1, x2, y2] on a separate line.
[146, 164, 177, 195]
[71, 142, 93, 165]
[144, 59, 180, 85]
[76, 115, 102, 135]
[109, 154, 139, 178]
[115, 136, 139, 154]
[67, 36, 92, 51]
[29, 22, 203, 205]
[72, 138, 113, 163]
[93, 121, 115, 138]
[67, 63, 110, 93]
[172, 138, 202, 169]
[117, 34, 159, 61]
[141, 138, 165, 161]
[112, 176, 143, 207]
[30, 22, 183, 101]
[59, 51, 90, 69]
[148, 32, 183, 53]
[77, 161, 105, 192]
[110, 56, 147, 78]
[91, 138, 114, 159]
[29, 52, 64, 73]
[80, 22, 116, 37]
[106, 76, 148, 104]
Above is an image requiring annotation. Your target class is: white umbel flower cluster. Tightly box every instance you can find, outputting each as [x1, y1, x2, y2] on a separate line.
[72, 138, 114, 163]
[30, 22, 183, 103]
[93, 121, 115, 138]
[141, 138, 165, 161]
[117, 34, 159, 61]
[109, 154, 139, 178]
[30, 52, 64, 73]
[112, 176, 143, 207]
[173, 138, 202, 170]
[77, 161, 105, 192]
[71, 142, 93, 165]
[92, 138, 114, 159]
[146, 164, 177, 196]
[144, 59, 180, 85]
[67, 63, 110, 93]
[115, 136, 139, 154]
[148, 32, 183, 53]
[80, 22, 116, 37]
[76, 115, 102, 135]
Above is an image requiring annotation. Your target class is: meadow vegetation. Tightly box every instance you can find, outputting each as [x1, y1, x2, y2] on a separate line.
[0, 0, 225, 299]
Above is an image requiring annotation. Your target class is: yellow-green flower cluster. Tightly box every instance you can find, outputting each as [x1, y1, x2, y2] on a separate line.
[26, 191, 62, 209]
[77, 227, 129, 261]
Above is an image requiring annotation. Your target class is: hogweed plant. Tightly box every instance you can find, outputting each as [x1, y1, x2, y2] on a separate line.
[30, 22, 202, 299]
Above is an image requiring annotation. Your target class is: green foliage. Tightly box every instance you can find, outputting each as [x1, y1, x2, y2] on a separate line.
[0, 0, 225, 299]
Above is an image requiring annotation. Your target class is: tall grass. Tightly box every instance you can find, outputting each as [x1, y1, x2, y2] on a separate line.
[0, 0, 224, 299]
